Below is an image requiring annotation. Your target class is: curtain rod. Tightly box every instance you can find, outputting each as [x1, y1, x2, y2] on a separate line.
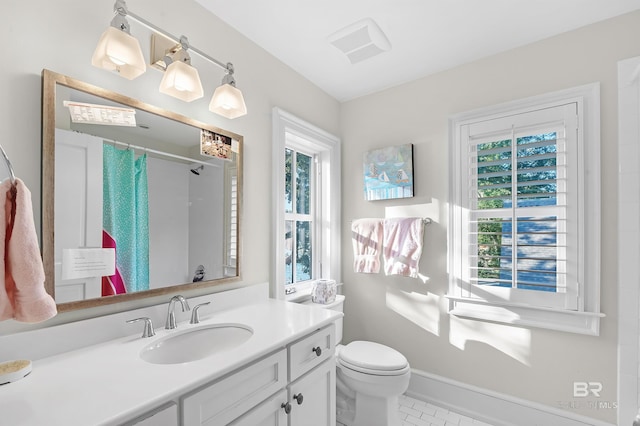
[106, 138, 220, 168]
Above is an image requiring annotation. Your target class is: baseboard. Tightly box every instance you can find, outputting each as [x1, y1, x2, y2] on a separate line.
[406, 368, 616, 426]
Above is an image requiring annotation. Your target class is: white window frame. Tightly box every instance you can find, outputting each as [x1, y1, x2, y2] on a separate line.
[447, 83, 604, 335]
[616, 55, 640, 424]
[272, 107, 341, 299]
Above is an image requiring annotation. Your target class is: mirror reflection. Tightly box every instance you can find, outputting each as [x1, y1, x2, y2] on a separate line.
[42, 70, 242, 311]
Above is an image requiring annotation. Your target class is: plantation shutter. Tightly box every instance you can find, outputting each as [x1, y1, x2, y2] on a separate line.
[460, 104, 579, 310]
[223, 164, 238, 277]
[227, 174, 238, 269]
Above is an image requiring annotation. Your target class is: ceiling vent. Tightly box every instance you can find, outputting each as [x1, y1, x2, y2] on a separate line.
[328, 18, 391, 64]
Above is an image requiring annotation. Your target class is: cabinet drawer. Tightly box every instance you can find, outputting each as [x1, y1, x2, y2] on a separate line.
[288, 324, 334, 381]
[182, 349, 287, 426]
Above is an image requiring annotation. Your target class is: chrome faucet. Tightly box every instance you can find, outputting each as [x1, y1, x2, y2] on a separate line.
[165, 295, 190, 329]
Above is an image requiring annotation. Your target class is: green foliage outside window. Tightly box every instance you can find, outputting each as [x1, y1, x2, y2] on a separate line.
[476, 134, 557, 281]
[285, 148, 313, 282]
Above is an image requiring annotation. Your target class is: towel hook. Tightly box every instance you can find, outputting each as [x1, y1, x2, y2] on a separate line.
[0, 144, 16, 185]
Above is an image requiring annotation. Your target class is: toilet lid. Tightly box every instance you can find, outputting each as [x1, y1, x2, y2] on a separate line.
[338, 341, 408, 372]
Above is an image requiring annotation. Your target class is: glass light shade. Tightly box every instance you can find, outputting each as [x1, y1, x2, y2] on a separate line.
[159, 60, 204, 102]
[91, 26, 146, 80]
[209, 84, 247, 119]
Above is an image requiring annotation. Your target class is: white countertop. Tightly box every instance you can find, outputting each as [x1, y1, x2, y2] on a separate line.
[0, 299, 341, 426]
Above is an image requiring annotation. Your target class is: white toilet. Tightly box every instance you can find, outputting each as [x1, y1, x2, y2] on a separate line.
[304, 294, 411, 426]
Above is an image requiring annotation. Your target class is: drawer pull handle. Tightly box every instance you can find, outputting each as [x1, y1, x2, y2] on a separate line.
[312, 346, 322, 356]
[293, 393, 304, 405]
[281, 402, 292, 414]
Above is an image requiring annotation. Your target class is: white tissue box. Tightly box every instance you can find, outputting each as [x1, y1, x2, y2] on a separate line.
[311, 279, 337, 304]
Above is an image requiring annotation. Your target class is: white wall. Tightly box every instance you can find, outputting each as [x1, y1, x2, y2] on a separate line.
[147, 157, 190, 286]
[340, 11, 640, 424]
[148, 158, 224, 286]
[0, 0, 339, 332]
[188, 162, 224, 281]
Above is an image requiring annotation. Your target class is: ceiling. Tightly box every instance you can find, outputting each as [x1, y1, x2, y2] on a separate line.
[194, 0, 640, 102]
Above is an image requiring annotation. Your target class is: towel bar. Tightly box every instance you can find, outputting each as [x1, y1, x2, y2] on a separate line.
[350, 217, 432, 224]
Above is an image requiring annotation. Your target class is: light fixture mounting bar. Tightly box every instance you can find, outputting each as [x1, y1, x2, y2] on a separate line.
[115, 2, 231, 74]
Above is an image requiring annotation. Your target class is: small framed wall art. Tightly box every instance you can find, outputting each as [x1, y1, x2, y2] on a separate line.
[363, 143, 414, 201]
[200, 129, 233, 160]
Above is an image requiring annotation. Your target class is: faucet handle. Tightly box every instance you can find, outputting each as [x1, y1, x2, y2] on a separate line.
[190, 302, 211, 324]
[126, 317, 156, 338]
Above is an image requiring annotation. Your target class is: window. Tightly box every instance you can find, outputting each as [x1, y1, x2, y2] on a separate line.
[272, 108, 341, 299]
[285, 147, 315, 285]
[448, 84, 603, 335]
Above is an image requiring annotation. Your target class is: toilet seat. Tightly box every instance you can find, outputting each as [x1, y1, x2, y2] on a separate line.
[338, 341, 409, 376]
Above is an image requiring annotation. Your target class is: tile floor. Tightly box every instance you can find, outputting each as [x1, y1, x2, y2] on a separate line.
[338, 394, 496, 426]
[398, 395, 495, 426]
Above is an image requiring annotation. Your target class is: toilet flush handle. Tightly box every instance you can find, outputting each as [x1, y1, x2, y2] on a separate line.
[312, 346, 322, 356]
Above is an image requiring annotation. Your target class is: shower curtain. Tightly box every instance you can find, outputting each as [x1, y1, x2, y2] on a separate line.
[102, 144, 150, 296]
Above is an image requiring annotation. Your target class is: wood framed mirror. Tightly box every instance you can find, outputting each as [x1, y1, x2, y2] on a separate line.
[41, 69, 242, 312]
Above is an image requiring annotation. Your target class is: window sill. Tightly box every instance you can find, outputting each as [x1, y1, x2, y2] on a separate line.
[285, 288, 312, 303]
[284, 282, 343, 303]
[446, 296, 604, 336]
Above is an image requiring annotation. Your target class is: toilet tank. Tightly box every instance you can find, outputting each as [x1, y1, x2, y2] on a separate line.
[303, 294, 344, 343]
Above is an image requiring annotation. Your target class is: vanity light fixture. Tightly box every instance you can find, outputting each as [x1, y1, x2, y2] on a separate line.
[92, 0, 247, 119]
[158, 36, 204, 102]
[209, 64, 247, 119]
[91, 0, 146, 80]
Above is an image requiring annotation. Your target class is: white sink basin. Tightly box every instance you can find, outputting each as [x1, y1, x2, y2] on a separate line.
[140, 323, 253, 365]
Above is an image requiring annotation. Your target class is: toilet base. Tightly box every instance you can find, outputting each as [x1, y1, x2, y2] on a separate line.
[336, 378, 402, 426]
[334, 341, 410, 426]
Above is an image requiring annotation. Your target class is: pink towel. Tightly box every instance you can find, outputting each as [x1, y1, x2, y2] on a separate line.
[351, 218, 383, 273]
[0, 179, 57, 323]
[382, 218, 424, 277]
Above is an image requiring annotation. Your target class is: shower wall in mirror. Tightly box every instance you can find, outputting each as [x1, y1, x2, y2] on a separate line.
[42, 70, 242, 311]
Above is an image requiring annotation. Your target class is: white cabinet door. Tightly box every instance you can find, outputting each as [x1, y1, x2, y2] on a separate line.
[287, 359, 336, 426]
[230, 389, 288, 426]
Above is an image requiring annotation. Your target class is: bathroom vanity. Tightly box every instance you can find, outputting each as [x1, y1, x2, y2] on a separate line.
[0, 299, 340, 426]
